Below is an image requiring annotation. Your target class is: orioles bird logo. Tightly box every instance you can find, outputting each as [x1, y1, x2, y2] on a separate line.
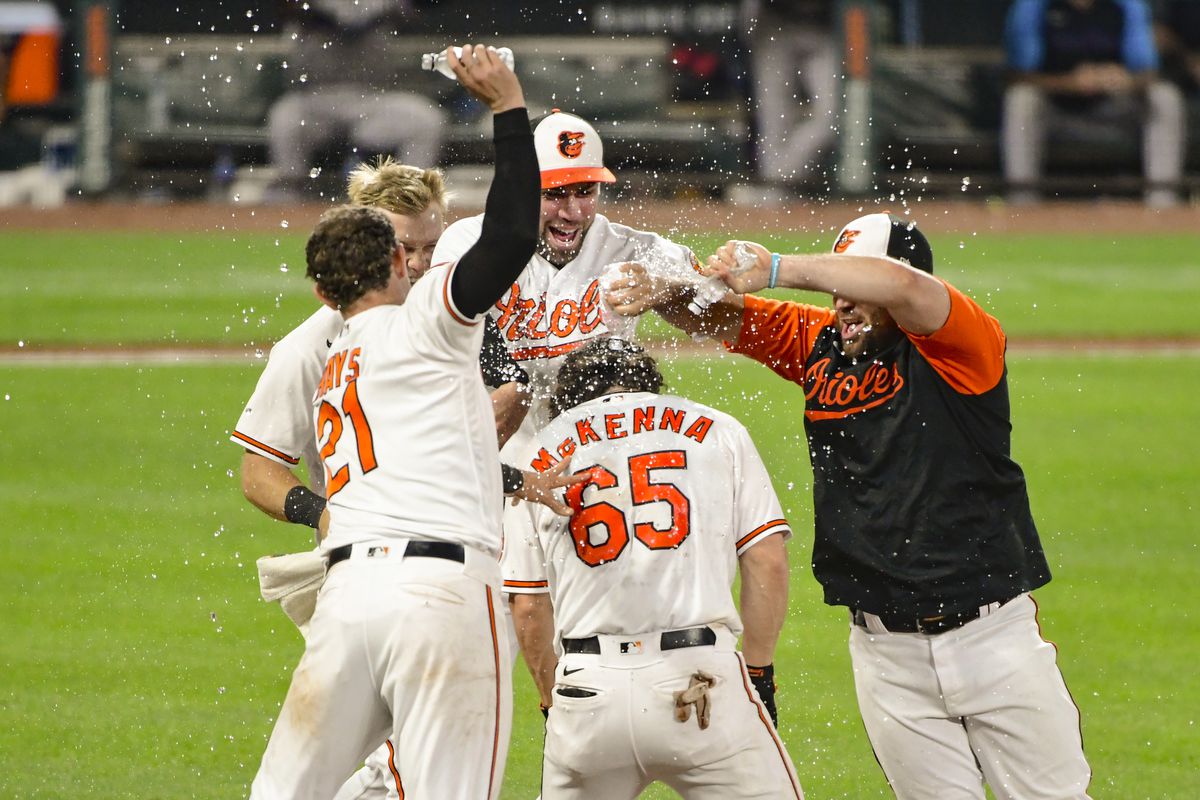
[558, 131, 586, 158]
[834, 229, 861, 253]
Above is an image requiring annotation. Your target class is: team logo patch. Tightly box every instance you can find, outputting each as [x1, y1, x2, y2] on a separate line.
[619, 640, 644, 655]
[834, 229, 860, 253]
[558, 131, 586, 159]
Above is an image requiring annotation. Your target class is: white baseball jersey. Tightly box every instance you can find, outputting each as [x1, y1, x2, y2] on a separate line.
[432, 213, 700, 439]
[231, 305, 342, 492]
[503, 391, 790, 639]
[315, 262, 503, 557]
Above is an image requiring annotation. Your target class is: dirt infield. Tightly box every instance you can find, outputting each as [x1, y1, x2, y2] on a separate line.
[1, 197, 1197, 235]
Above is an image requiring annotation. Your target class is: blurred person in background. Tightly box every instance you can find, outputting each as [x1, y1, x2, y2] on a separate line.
[1002, 0, 1186, 207]
[741, 0, 839, 201]
[264, 0, 445, 203]
[1153, 0, 1200, 97]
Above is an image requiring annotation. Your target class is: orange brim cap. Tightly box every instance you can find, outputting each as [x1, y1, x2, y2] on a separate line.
[541, 166, 617, 189]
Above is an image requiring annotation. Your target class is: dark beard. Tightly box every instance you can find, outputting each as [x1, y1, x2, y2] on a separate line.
[536, 234, 582, 268]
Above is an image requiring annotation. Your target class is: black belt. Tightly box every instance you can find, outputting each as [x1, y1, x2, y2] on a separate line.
[852, 597, 1016, 635]
[327, 540, 465, 567]
[562, 626, 717, 655]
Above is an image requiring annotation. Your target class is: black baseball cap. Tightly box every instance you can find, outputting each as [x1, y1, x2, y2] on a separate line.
[831, 213, 933, 273]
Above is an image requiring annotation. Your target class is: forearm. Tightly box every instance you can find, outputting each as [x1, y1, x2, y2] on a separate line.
[653, 279, 746, 342]
[510, 593, 558, 707]
[738, 535, 789, 665]
[774, 252, 948, 335]
[240, 451, 328, 537]
[451, 109, 540, 316]
[491, 382, 530, 448]
[240, 451, 304, 522]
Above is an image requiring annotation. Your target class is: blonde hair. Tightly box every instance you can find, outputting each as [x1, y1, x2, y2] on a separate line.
[346, 156, 449, 216]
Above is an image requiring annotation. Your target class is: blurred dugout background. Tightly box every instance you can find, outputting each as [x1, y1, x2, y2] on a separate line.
[1, 0, 1198, 206]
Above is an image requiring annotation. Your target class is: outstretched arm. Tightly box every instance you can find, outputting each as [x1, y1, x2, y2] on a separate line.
[708, 241, 951, 336]
[603, 261, 747, 342]
[447, 45, 540, 317]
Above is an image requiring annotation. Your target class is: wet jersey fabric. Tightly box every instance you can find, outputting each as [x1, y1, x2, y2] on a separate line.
[315, 262, 503, 557]
[503, 391, 790, 639]
[730, 282, 1050, 617]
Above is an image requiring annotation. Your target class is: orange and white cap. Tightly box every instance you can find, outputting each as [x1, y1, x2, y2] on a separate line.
[534, 109, 617, 189]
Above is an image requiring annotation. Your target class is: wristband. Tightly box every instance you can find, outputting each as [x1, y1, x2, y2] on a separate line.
[501, 463, 524, 495]
[768, 253, 782, 289]
[283, 485, 326, 529]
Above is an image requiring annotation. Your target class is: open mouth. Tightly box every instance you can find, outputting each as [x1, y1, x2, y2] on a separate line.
[840, 318, 866, 340]
[546, 225, 580, 249]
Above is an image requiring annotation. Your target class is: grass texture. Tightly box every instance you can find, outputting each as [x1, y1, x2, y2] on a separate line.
[2, 354, 1197, 798]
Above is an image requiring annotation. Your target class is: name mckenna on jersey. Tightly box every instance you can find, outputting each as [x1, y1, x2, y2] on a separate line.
[529, 403, 715, 471]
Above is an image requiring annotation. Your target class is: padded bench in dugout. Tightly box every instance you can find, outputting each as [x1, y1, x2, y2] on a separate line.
[108, 33, 742, 197]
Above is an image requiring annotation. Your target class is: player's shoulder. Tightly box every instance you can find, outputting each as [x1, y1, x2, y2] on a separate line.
[430, 213, 484, 266]
[657, 392, 741, 429]
[597, 215, 682, 249]
[271, 306, 342, 357]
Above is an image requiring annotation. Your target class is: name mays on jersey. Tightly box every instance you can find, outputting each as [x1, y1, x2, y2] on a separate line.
[314, 346, 363, 402]
[530, 403, 715, 472]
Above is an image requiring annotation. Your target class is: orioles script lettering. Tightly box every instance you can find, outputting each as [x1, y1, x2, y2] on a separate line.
[804, 357, 904, 420]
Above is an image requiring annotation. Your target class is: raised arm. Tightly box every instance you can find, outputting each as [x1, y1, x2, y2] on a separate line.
[446, 45, 540, 317]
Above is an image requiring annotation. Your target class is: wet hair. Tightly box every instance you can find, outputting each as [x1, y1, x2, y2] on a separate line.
[305, 205, 397, 310]
[551, 337, 664, 418]
[346, 156, 448, 216]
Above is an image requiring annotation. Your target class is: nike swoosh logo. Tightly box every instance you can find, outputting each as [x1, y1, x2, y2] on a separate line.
[562, 667, 584, 676]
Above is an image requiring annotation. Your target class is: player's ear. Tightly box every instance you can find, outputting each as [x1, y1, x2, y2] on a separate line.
[392, 242, 408, 281]
[313, 283, 338, 310]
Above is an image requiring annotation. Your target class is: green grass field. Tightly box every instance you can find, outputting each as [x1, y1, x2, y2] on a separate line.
[2, 226, 1198, 797]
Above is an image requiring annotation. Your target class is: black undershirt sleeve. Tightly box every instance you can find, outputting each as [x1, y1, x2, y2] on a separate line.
[450, 108, 540, 318]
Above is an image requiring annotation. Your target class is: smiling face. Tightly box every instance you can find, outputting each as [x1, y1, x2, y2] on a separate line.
[380, 204, 445, 285]
[833, 295, 903, 359]
[537, 182, 599, 267]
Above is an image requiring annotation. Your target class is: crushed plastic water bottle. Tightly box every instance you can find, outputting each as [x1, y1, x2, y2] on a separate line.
[422, 47, 515, 80]
[687, 242, 759, 315]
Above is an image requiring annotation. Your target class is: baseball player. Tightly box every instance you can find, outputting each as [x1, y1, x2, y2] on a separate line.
[605, 213, 1092, 799]
[246, 45, 538, 799]
[504, 337, 803, 799]
[233, 158, 453, 800]
[430, 108, 702, 449]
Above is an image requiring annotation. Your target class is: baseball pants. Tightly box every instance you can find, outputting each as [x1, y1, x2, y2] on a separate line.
[849, 593, 1091, 799]
[249, 542, 512, 800]
[541, 626, 804, 799]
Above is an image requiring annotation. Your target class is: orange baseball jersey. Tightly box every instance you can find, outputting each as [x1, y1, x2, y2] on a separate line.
[502, 391, 790, 640]
[315, 262, 504, 557]
[231, 305, 343, 493]
[431, 213, 699, 438]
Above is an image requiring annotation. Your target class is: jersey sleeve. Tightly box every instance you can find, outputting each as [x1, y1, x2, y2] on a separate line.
[230, 311, 336, 468]
[904, 280, 1007, 395]
[727, 294, 835, 385]
[728, 420, 792, 556]
[1004, 0, 1046, 71]
[429, 214, 483, 271]
[501, 505, 551, 595]
[400, 262, 488, 364]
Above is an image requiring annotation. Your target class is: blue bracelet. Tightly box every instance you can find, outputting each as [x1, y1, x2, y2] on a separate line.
[768, 253, 782, 289]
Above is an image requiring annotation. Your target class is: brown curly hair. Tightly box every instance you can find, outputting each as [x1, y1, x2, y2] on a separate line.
[551, 337, 664, 419]
[305, 206, 397, 310]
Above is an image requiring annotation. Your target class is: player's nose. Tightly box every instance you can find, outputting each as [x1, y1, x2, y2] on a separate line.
[834, 296, 854, 312]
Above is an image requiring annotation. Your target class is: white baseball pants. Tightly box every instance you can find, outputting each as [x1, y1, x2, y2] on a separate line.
[849, 594, 1091, 799]
[541, 627, 803, 799]
[249, 544, 512, 800]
